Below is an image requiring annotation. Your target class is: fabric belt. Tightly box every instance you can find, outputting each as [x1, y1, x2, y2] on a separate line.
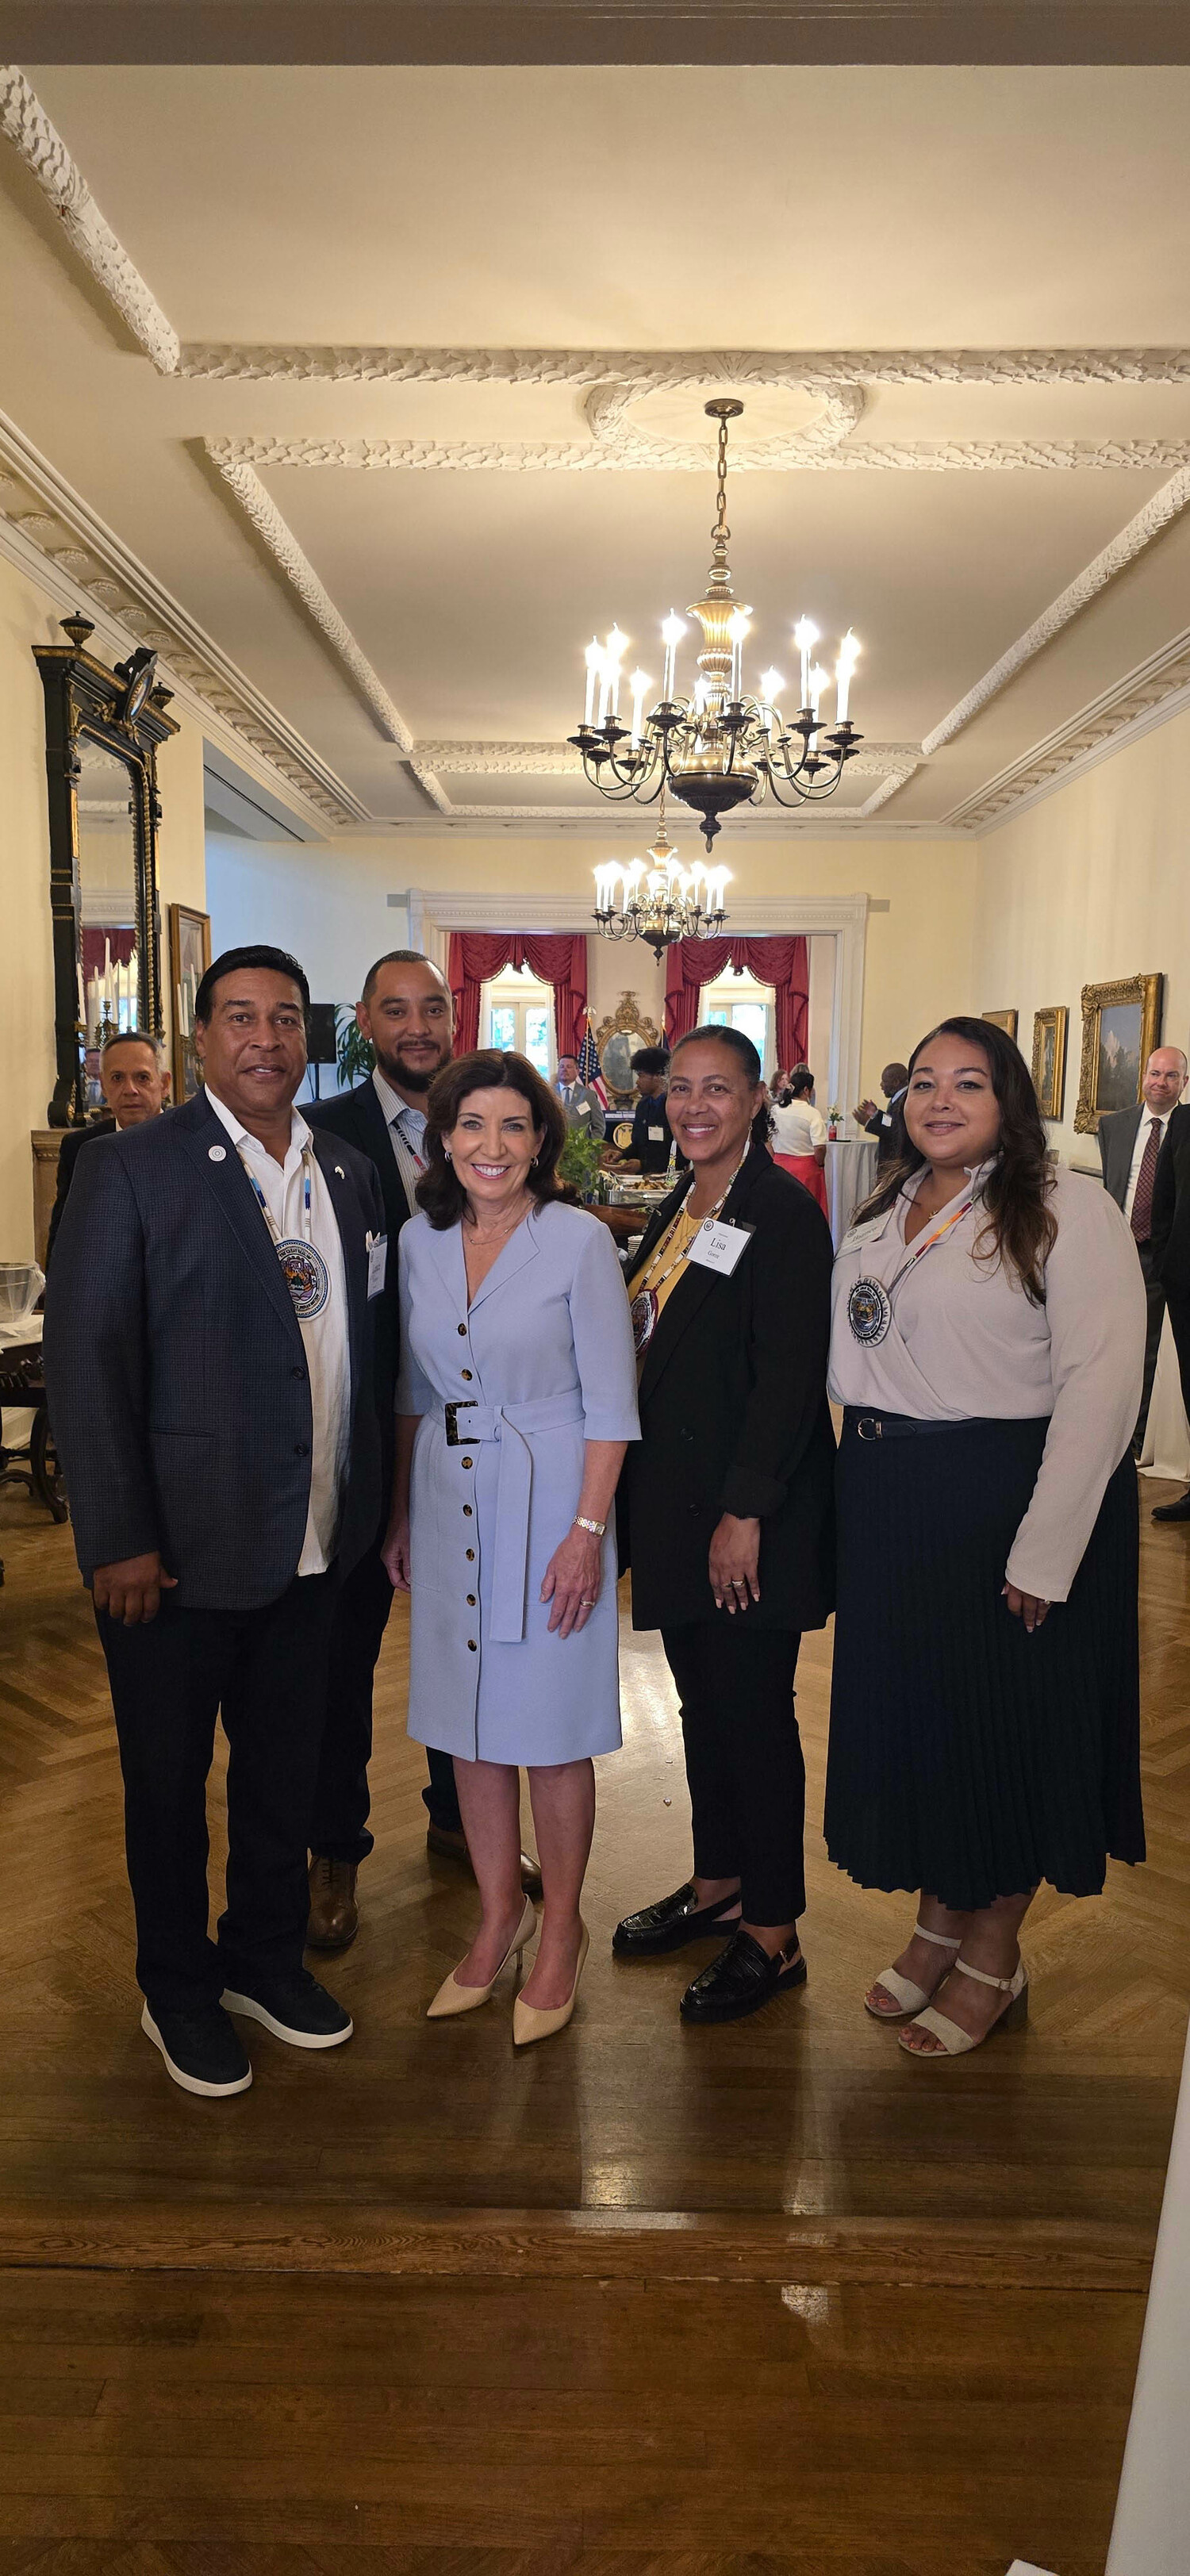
[843, 1407, 1050, 1443]
[432, 1389, 585, 1643]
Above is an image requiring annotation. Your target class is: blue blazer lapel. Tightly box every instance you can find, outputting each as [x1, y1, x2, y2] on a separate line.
[174, 1092, 302, 1349]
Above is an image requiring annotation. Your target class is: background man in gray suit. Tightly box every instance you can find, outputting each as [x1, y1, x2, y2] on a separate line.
[1099, 1043, 1188, 1448]
[44, 946, 385, 2101]
[555, 1054, 605, 1138]
[45, 1029, 170, 1265]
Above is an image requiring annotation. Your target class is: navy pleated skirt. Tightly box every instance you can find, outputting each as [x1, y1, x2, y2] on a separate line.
[825, 1414, 1144, 1910]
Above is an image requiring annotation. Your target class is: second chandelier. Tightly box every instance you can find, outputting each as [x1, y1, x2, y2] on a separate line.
[570, 397, 864, 851]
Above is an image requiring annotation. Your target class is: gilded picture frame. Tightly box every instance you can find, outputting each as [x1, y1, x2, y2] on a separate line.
[1074, 973, 1163, 1134]
[1031, 1004, 1068, 1121]
[981, 1008, 1018, 1040]
[168, 902, 211, 1104]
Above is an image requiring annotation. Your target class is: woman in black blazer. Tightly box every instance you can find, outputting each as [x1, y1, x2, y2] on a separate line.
[614, 1024, 835, 2025]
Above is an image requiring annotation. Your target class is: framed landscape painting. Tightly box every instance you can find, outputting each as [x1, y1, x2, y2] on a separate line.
[1074, 973, 1162, 1133]
[982, 1008, 1018, 1040]
[1031, 1005, 1068, 1120]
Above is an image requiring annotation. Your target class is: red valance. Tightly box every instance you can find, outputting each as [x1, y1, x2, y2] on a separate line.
[664, 936, 809, 1070]
[447, 933, 589, 1058]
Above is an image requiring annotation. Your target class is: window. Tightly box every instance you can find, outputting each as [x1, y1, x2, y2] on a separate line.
[482, 969, 555, 1081]
[702, 968, 776, 1076]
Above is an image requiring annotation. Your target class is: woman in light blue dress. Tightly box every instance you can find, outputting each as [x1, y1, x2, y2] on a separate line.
[383, 1050, 639, 2044]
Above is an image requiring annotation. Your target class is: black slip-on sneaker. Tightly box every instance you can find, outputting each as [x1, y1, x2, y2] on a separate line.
[141, 2000, 252, 2097]
[221, 1968, 353, 2049]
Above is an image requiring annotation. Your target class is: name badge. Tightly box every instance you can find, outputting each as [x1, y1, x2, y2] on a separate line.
[367, 1234, 388, 1299]
[647, 1126, 665, 1142]
[839, 1215, 885, 1256]
[687, 1217, 754, 1276]
[578, 1101, 590, 1117]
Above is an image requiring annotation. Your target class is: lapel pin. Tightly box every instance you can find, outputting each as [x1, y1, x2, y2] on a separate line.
[208, 1145, 226, 1161]
[335, 1164, 345, 1179]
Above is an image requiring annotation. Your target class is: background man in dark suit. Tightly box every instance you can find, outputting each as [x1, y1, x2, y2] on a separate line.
[43, 946, 384, 2099]
[1148, 1083, 1190, 1522]
[306, 949, 539, 1948]
[45, 1029, 170, 1265]
[1100, 1044, 1188, 1449]
[854, 1061, 909, 1168]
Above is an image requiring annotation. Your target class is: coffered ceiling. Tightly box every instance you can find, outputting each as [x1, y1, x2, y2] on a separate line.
[2, 59, 1190, 839]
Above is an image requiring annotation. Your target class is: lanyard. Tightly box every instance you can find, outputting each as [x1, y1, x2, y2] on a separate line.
[630, 1147, 748, 1304]
[240, 1147, 313, 1245]
[883, 1192, 975, 1302]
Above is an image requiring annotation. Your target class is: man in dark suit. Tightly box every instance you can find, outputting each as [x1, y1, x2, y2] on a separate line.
[45, 1029, 170, 1264]
[1100, 1045, 1188, 1451]
[306, 949, 540, 1948]
[1148, 1079, 1190, 1521]
[855, 1061, 909, 1169]
[44, 946, 385, 2098]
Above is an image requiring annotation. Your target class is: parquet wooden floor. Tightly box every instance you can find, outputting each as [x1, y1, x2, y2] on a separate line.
[0, 1469, 1187, 2574]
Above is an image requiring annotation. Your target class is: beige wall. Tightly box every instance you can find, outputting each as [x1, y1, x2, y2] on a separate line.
[207, 827, 978, 1106]
[0, 546, 205, 1260]
[973, 701, 1190, 1169]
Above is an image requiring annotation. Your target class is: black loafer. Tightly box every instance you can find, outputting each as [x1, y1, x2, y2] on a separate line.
[612, 1881, 741, 1958]
[680, 1927, 808, 2025]
[1153, 1489, 1190, 1522]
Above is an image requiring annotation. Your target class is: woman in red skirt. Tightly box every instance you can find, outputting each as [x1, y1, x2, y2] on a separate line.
[770, 1066, 830, 1219]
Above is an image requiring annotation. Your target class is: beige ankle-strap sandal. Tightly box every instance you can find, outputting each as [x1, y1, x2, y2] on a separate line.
[898, 1954, 1029, 2059]
[865, 1921, 963, 2021]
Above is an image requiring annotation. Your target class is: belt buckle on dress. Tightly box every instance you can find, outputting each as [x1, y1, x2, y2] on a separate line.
[857, 1415, 882, 1442]
[443, 1400, 477, 1447]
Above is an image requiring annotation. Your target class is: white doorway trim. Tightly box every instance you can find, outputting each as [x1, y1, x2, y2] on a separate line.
[405, 887, 869, 1121]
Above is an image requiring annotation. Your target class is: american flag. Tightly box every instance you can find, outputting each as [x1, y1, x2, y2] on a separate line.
[577, 1013, 608, 1109]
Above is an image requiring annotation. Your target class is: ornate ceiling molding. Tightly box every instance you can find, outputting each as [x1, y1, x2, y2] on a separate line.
[923, 466, 1190, 752]
[0, 66, 179, 373]
[183, 344, 1190, 388]
[415, 737, 921, 780]
[946, 628, 1190, 830]
[207, 431, 1190, 478]
[0, 411, 366, 827]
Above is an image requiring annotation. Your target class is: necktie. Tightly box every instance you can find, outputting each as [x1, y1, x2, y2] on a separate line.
[1130, 1117, 1162, 1242]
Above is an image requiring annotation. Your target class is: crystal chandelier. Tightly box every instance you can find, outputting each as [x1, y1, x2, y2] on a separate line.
[570, 397, 863, 850]
[593, 792, 729, 954]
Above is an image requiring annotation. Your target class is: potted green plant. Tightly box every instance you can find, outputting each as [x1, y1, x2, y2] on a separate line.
[336, 1008, 374, 1088]
[559, 1123, 606, 1204]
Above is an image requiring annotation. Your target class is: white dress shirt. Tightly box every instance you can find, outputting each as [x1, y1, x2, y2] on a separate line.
[1124, 1105, 1172, 1225]
[205, 1088, 351, 1576]
[373, 1066, 427, 1219]
[771, 1099, 828, 1157]
[829, 1161, 1146, 1603]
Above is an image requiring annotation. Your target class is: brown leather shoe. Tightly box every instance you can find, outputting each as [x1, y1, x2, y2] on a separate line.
[425, 1825, 543, 1901]
[306, 1856, 359, 1951]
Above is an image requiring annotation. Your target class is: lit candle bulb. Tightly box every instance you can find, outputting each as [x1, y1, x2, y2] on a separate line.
[835, 629, 860, 724]
[604, 626, 628, 722]
[758, 668, 785, 735]
[584, 638, 603, 726]
[808, 662, 830, 724]
[793, 617, 819, 712]
[661, 611, 685, 704]
[628, 668, 651, 747]
[727, 607, 751, 704]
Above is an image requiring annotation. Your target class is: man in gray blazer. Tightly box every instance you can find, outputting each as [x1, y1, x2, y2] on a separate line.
[555, 1054, 606, 1138]
[44, 946, 385, 2100]
[1099, 1045, 1188, 1447]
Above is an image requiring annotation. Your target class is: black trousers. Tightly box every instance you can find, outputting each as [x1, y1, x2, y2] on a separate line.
[661, 1622, 806, 1926]
[1164, 1284, 1190, 1453]
[98, 1569, 340, 2015]
[1136, 1240, 1166, 1445]
[309, 1538, 461, 1862]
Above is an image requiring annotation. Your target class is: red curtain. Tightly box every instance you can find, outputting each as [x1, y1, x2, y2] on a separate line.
[664, 936, 809, 1069]
[447, 933, 588, 1058]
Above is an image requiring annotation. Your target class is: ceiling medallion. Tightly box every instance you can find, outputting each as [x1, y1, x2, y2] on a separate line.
[570, 398, 864, 850]
[593, 789, 728, 954]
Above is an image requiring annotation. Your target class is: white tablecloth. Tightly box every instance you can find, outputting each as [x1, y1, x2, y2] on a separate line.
[1137, 1311, 1190, 1485]
[826, 1136, 879, 1251]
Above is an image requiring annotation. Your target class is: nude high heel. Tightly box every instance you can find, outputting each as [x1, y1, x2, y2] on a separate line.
[865, 1921, 963, 2021]
[426, 1894, 538, 2019]
[898, 1954, 1029, 2059]
[512, 1923, 589, 2048]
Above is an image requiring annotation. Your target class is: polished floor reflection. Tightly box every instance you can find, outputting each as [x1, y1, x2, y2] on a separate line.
[0, 1478, 1185, 2570]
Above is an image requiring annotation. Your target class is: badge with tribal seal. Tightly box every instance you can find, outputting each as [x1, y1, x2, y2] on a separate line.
[846, 1275, 892, 1346]
[275, 1238, 331, 1322]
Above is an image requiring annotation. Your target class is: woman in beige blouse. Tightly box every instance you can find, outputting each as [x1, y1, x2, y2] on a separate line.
[827, 1016, 1146, 2059]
